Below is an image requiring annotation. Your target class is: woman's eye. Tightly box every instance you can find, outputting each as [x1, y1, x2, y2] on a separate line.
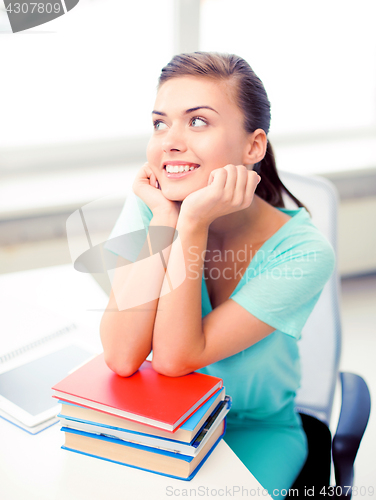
[153, 120, 167, 131]
[191, 117, 207, 127]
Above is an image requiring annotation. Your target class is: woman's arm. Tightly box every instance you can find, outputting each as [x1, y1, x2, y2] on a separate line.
[100, 210, 179, 376]
[150, 214, 209, 374]
[151, 213, 276, 377]
[151, 165, 274, 376]
[100, 163, 180, 376]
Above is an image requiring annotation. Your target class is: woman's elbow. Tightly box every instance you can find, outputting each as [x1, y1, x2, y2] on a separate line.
[100, 323, 142, 377]
[151, 356, 193, 378]
[103, 352, 140, 378]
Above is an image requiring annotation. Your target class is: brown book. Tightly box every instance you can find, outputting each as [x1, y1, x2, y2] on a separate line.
[62, 419, 225, 480]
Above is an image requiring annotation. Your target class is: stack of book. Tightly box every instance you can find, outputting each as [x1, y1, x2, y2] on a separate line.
[52, 354, 231, 480]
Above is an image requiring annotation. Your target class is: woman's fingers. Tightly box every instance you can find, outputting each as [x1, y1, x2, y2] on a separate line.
[134, 162, 159, 189]
[245, 170, 261, 204]
[221, 165, 260, 209]
[134, 162, 150, 183]
[222, 164, 238, 200]
[181, 164, 260, 225]
[146, 165, 161, 189]
[233, 165, 249, 205]
[208, 167, 227, 190]
[149, 171, 156, 188]
[214, 165, 252, 206]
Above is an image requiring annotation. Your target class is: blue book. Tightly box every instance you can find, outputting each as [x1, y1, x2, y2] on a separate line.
[59, 396, 231, 456]
[58, 387, 225, 443]
[62, 416, 226, 481]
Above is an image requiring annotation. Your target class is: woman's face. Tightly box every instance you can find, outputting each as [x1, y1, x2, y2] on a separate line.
[146, 76, 252, 202]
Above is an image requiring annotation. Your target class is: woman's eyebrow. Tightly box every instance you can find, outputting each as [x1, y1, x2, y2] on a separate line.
[151, 106, 219, 116]
[184, 106, 219, 115]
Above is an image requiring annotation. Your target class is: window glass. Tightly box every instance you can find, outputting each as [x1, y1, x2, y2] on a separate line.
[1, 0, 174, 148]
[200, 0, 376, 137]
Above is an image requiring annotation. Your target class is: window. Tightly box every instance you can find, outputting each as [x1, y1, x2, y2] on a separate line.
[200, 0, 376, 138]
[1, 0, 174, 149]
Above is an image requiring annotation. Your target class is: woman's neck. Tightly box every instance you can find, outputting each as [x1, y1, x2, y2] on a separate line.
[207, 195, 265, 249]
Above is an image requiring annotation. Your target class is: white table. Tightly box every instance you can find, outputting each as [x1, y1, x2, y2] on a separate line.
[0, 265, 271, 499]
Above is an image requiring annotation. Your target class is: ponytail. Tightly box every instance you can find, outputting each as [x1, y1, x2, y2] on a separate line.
[254, 141, 310, 214]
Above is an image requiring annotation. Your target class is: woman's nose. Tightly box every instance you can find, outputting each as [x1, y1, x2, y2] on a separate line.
[162, 126, 187, 153]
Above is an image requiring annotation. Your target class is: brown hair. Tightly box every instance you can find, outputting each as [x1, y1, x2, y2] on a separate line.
[158, 52, 307, 211]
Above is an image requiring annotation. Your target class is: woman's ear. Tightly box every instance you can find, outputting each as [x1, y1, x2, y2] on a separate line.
[242, 129, 267, 166]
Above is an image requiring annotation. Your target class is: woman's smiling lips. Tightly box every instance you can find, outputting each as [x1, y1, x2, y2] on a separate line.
[163, 160, 201, 179]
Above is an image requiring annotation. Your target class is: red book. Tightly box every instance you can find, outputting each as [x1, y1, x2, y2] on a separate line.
[52, 354, 222, 432]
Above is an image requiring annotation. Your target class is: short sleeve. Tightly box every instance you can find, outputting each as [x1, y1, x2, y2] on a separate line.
[104, 191, 153, 262]
[231, 234, 336, 339]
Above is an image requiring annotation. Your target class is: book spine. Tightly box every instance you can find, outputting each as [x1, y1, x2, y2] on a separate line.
[191, 396, 230, 448]
[59, 397, 230, 457]
[61, 423, 225, 481]
[61, 426, 194, 461]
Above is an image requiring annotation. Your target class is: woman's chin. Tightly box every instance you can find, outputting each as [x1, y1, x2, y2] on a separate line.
[160, 187, 192, 203]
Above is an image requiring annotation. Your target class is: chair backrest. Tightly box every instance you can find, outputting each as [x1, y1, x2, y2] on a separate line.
[278, 170, 342, 426]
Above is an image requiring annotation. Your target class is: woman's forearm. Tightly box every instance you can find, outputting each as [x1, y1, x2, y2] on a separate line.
[152, 215, 209, 376]
[100, 211, 178, 376]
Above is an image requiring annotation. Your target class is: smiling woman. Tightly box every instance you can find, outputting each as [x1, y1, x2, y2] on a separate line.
[147, 76, 255, 203]
[100, 52, 336, 498]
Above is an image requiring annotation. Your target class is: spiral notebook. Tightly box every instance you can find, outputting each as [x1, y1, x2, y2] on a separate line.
[0, 292, 95, 433]
[0, 292, 81, 367]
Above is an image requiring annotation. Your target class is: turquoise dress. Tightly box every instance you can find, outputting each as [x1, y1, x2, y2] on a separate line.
[106, 192, 336, 498]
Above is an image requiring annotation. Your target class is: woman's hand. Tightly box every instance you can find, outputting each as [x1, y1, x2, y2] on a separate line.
[180, 164, 261, 228]
[132, 162, 181, 217]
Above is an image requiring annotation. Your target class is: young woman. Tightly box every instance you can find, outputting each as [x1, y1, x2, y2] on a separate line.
[100, 52, 335, 497]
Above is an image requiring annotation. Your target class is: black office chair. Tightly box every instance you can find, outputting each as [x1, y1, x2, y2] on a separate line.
[278, 171, 371, 499]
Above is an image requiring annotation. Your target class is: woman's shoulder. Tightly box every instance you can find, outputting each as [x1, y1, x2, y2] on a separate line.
[259, 204, 336, 272]
[104, 191, 153, 260]
[111, 191, 153, 236]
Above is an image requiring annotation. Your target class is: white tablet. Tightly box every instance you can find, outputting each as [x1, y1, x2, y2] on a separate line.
[0, 344, 94, 431]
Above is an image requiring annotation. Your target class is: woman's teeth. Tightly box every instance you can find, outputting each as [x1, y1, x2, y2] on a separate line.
[165, 164, 199, 173]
